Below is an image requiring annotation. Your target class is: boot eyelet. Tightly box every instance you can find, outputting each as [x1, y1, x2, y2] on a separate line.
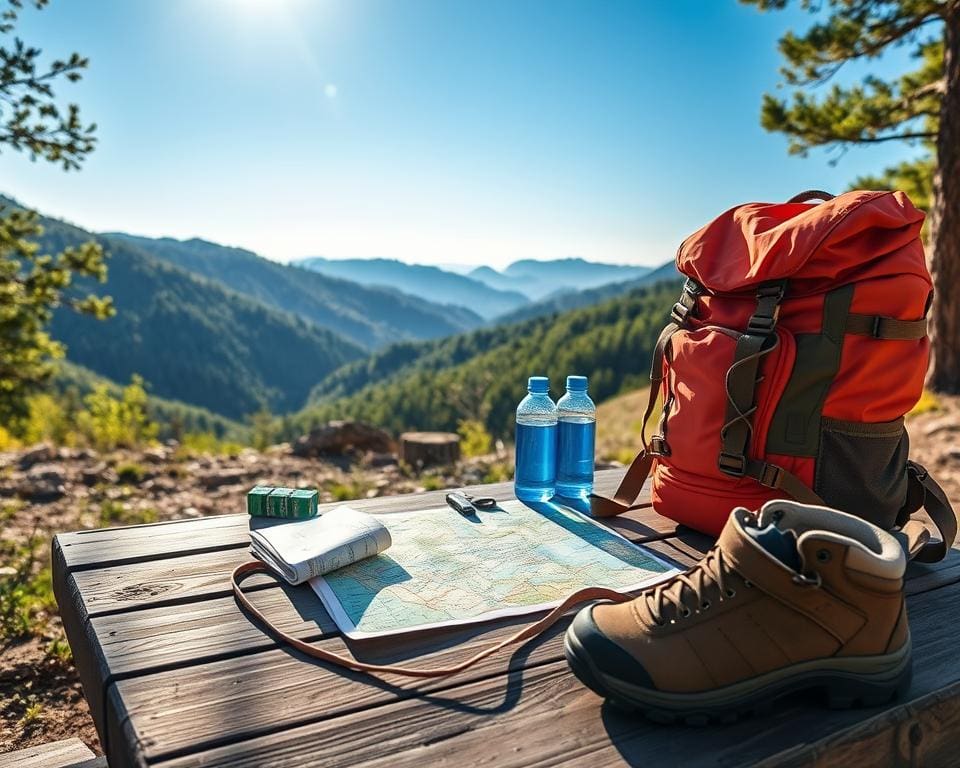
[725, 588, 736, 598]
[743, 580, 753, 589]
[816, 549, 832, 563]
[680, 608, 692, 618]
[792, 571, 822, 588]
[700, 600, 711, 610]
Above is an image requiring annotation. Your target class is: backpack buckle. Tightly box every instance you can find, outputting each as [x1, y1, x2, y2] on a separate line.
[746, 311, 779, 334]
[718, 451, 746, 477]
[757, 462, 784, 489]
[648, 435, 670, 456]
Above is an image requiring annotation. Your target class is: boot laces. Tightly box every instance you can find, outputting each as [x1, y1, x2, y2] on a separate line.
[645, 547, 736, 626]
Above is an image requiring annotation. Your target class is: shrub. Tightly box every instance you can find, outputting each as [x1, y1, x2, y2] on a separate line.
[176, 432, 245, 458]
[116, 462, 145, 484]
[457, 419, 493, 458]
[76, 375, 158, 450]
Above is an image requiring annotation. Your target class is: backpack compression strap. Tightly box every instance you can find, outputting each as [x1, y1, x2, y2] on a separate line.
[899, 461, 958, 563]
[231, 560, 632, 679]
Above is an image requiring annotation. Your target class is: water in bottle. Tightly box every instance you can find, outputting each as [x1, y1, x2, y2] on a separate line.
[514, 376, 558, 502]
[556, 375, 596, 498]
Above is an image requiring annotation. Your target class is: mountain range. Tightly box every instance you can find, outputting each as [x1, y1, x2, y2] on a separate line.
[294, 257, 528, 320]
[4, 193, 677, 424]
[470, 258, 654, 300]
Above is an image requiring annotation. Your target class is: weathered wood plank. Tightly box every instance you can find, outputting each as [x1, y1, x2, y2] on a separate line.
[148, 579, 960, 768]
[101, 536, 704, 767]
[73, 547, 278, 619]
[0, 737, 95, 768]
[56, 471, 645, 570]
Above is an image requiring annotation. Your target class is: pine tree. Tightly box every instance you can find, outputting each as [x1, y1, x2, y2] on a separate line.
[0, 0, 110, 424]
[743, 0, 960, 392]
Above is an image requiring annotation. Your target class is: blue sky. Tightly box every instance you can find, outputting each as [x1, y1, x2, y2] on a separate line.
[0, 0, 927, 268]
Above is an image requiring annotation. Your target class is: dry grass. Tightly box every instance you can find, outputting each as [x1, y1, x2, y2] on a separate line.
[596, 387, 660, 465]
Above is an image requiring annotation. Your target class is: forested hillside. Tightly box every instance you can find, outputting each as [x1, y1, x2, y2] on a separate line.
[53, 362, 244, 439]
[5, 203, 367, 419]
[107, 234, 482, 348]
[294, 279, 680, 439]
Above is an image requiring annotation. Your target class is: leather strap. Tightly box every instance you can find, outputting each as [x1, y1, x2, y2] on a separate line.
[589, 450, 656, 518]
[232, 560, 633, 678]
[742, 459, 824, 505]
[899, 461, 957, 563]
[845, 313, 928, 340]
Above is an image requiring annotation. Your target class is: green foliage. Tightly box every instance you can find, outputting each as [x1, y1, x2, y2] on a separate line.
[175, 431, 246, 458]
[0, 206, 113, 424]
[325, 473, 371, 502]
[19, 391, 76, 445]
[13, 207, 367, 420]
[294, 281, 680, 440]
[457, 419, 493, 457]
[98, 500, 158, 527]
[743, 1, 945, 151]
[855, 154, 936, 211]
[75, 374, 158, 451]
[742, 1, 946, 204]
[54, 361, 245, 442]
[0, 2, 109, 424]
[116, 461, 145, 484]
[0, 0, 97, 170]
[0, 518, 55, 641]
[249, 407, 277, 451]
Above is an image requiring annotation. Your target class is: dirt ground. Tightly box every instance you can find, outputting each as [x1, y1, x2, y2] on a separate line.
[1, 396, 958, 758]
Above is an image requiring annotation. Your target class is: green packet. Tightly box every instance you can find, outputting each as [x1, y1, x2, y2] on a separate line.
[247, 485, 319, 519]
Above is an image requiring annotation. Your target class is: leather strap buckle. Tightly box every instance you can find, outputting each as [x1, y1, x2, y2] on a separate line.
[648, 435, 670, 456]
[718, 451, 746, 477]
[757, 462, 784, 489]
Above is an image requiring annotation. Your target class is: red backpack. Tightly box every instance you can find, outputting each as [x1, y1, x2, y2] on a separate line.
[592, 189, 956, 562]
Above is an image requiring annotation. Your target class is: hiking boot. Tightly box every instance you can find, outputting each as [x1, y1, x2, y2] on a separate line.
[564, 500, 912, 724]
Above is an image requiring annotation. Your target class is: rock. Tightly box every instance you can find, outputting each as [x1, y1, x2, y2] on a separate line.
[198, 468, 250, 489]
[141, 446, 168, 464]
[399, 432, 460, 467]
[292, 421, 393, 458]
[18, 443, 55, 469]
[17, 463, 67, 501]
[923, 417, 960, 438]
[364, 451, 398, 468]
[81, 462, 112, 486]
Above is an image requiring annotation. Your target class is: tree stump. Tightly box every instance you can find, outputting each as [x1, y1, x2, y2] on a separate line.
[399, 432, 460, 467]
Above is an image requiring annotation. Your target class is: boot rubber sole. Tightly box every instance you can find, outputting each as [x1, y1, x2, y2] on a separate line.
[564, 628, 912, 726]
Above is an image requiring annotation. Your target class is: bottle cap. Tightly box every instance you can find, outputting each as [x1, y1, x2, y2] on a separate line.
[566, 375, 588, 392]
[527, 376, 550, 394]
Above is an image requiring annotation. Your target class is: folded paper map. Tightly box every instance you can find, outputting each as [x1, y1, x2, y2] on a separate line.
[250, 505, 392, 585]
[310, 499, 678, 638]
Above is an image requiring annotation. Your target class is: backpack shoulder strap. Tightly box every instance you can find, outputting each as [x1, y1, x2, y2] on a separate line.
[900, 461, 957, 563]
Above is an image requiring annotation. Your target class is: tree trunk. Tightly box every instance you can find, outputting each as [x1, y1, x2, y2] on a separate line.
[399, 432, 461, 468]
[929, 7, 960, 393]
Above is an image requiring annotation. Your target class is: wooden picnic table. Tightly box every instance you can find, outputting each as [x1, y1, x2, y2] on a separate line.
[53, 469, 960, 767]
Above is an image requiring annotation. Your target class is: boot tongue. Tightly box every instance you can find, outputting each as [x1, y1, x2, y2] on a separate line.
[745, 523, 801, 571]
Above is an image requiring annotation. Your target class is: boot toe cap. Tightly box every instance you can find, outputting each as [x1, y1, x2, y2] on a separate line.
[567, 605, 655, 691]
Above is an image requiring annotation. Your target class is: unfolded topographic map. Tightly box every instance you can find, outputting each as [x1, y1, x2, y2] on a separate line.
[310, 499, 677, 638]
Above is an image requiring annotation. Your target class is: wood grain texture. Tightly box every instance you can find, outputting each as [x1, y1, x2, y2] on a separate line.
[0, 738, 95, 768]
[148, 578, 960, 768]
[52, 465, 960, 768]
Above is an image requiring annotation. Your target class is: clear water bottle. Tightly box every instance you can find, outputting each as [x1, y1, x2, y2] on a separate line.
[514, 376, 558, 502]
[556, 375, 596, 498]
